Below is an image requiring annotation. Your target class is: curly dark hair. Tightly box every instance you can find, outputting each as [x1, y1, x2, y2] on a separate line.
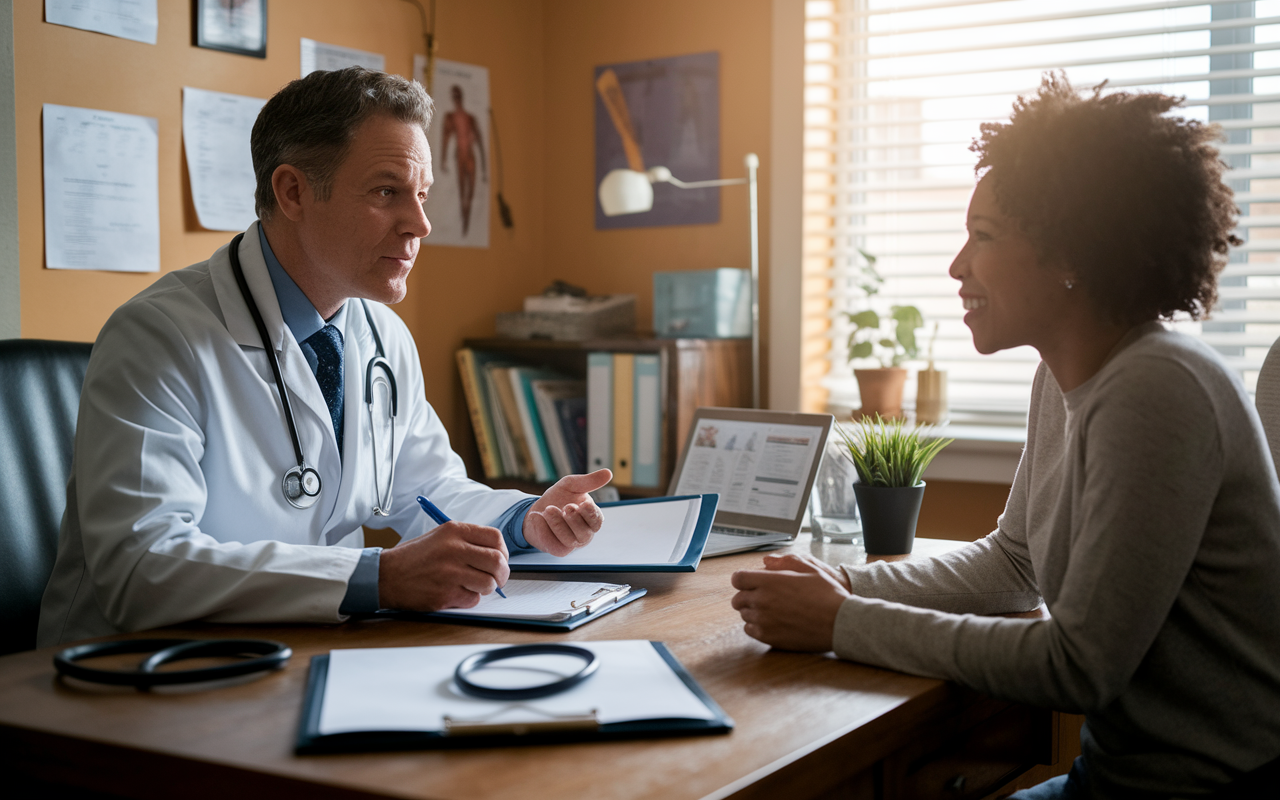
[971, 72, 1239, 324]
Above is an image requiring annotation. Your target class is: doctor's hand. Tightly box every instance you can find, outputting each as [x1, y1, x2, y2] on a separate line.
[730, 553, 852, 652]
[523, 469, 612, 556]
[377, 521, 509, 611]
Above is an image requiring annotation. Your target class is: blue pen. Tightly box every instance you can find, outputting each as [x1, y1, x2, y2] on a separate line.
[416, 495, 507, 598]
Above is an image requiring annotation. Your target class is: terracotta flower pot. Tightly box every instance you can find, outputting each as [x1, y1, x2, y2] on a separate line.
[854, 367, 907, 420]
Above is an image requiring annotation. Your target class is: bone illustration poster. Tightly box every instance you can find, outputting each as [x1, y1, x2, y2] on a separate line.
[423, 59, 490, 248]
[594, 51, 720, 229]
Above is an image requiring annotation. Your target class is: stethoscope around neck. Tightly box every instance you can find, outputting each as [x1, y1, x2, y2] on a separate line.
[227, 232, 398, 515]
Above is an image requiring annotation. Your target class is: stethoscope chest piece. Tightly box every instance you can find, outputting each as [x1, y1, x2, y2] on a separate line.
[283, 464, 323, 509]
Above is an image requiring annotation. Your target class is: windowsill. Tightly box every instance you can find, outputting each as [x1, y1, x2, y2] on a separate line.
[924, 422, 1025, 485]
[826, 404, 1026, 485]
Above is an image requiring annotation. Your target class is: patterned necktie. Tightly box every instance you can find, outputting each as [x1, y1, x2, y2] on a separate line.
[304, 324, 344, 455]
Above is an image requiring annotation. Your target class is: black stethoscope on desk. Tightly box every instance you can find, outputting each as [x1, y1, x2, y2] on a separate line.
[54, 639, 292, 690]
[227, 233, 399, 515]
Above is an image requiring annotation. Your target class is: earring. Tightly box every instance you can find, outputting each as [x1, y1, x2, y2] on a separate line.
[1063, 278, 1075, 290]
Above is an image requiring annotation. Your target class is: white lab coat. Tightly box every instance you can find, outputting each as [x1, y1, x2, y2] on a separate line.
[38, 224, 532, 646]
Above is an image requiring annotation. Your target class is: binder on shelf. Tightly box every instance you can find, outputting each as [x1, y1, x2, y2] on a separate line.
[296, 640, 733, 753]
[587, 352, 613, 473]
[611, 353, 635, 484]
[371, 580, 646, 631]
[455, 349, 503, 478]
[632, 354, 662, 487]
[510, 494, 717, 573]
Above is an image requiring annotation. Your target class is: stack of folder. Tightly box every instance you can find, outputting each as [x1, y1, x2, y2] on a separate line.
[587, 352, 663, 488]
[456, 349, 588, 481]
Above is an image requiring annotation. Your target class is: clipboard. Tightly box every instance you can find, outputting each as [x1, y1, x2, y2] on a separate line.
[373, 586, 648, 632]
[295, 641, 734, 753]
[509, 494, 719, 573]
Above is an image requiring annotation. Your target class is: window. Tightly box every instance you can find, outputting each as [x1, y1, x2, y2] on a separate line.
[804, 0, 1280, 423]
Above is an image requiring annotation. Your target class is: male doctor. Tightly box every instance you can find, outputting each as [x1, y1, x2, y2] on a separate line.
[38, 67, 609, 646]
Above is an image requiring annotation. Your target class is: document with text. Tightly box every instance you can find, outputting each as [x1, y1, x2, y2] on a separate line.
[45, 0, 157, 45]
[182, 87, 266, 232]
[43, 103, 159, 273]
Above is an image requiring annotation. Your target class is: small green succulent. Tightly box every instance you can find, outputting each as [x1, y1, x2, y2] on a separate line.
[835, 415, 953, 488]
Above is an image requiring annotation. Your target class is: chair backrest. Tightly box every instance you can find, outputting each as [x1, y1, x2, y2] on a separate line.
[1256, 337, 1280, 472]
[0, 339, 92, 655]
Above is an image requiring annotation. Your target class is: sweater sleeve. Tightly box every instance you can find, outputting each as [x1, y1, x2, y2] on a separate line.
[836, 364, 1048, 615]
[832, 355, 1222, 713]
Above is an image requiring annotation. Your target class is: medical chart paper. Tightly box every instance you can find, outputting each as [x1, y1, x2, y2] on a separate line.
[45, 0, 158, 45]
[432, 580, 629, 621]
[318, 641, 716, 735]
[182, 88, 266, 232]
[43, 104, 159, 273]
[674, 421, 825, 520]
[300, 38, 385, 77]
[510, 496, 700, 567]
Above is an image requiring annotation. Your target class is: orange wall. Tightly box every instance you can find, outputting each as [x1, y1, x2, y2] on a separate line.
[13, 0, 547, 457]
[13, 0, 776, 471]
[540, 0, 774, 388]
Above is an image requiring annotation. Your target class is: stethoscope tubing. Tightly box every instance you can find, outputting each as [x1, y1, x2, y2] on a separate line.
[453, 644, 600, 700]
[54, 638, 292, 689]
[227, 231, 398, 513]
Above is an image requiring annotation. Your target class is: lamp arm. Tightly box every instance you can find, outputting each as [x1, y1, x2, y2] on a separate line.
[663, 176, 749, 189]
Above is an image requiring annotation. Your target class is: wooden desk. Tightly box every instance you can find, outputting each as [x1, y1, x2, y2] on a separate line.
[0, 538, 1055, 800]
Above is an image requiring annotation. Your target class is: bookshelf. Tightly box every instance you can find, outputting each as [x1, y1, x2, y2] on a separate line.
[461, 336, 752, 497]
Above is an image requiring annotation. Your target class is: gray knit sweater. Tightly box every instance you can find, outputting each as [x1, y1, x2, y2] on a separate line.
[834, 323, 1280, 797]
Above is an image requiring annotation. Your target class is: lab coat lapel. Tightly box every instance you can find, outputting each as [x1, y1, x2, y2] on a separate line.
[210, 222, 343, 519]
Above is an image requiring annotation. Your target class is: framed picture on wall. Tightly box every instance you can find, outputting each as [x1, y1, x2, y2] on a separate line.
[193, 0, 268, 59]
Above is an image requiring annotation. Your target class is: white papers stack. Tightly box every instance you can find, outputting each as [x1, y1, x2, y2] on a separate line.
[317, 641, 716, 735]
[434, 580, 630, 622]
[510, 496, 701, 567]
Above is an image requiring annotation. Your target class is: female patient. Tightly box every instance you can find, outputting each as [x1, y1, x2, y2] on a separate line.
[731, 75, 1280, 799]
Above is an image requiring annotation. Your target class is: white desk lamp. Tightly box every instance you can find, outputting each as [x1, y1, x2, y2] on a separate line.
[597, 153, 761, 409]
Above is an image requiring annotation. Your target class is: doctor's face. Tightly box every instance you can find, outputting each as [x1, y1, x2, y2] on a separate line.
[298, 113, 433, 308]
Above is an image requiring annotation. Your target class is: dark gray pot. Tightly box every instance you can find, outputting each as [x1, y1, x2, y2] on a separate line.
[852, 481, 926, 555]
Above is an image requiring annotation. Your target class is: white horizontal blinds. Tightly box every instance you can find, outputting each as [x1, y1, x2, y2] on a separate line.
[804, 0, 1280, 420]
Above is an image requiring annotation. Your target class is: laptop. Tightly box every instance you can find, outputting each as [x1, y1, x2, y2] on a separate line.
[668, 407, 834, 558]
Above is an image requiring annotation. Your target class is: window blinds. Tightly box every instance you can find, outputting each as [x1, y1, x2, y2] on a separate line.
[805, 0, 1280, 422]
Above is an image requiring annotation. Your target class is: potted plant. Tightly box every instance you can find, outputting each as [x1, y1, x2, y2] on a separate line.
[836, 415, 952, 555]
[844, 250, 924, 419]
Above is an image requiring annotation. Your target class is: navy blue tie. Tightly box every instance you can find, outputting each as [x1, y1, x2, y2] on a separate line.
[305, 324, 344, 455]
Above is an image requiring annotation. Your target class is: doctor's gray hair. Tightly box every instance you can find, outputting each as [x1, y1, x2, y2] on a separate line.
[251, 67, 434, 221]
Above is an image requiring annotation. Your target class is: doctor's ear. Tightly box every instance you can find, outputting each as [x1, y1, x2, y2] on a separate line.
[271, 164, 311, 223]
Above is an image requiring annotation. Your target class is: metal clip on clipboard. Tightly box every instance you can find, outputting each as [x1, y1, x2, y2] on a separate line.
[442, 707, 600, 737]
[570, 584, 632, 615]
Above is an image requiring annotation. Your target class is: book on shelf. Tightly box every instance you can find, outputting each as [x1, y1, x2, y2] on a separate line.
[532, 379, 587, 477]
[486, 364, 535, 479]
[455, 349, 507, 479]
[510, 366, 563, 482]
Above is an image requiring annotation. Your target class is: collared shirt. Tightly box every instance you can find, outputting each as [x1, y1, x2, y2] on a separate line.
[257, 226, 535, 614]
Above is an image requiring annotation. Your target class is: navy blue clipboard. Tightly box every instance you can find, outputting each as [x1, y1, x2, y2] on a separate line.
[369, 587, 647, 632]
[508, 494, 719, 574]
[294, 641, 734, 753]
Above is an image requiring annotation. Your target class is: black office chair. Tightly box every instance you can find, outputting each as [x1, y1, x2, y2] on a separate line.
[0, 339, 93, 656]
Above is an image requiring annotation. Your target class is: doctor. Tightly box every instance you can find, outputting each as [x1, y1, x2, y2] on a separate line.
[38, 67, 610, 646]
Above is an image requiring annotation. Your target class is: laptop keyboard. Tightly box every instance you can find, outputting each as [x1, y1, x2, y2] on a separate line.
[712, 526, 769, 538]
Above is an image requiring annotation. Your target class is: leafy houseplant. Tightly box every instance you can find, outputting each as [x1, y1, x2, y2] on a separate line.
[836, 415, 953, 555]
[844, 250, 925, 419]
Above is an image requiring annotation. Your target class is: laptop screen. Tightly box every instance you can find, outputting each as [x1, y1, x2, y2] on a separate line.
[669, 408, 834, 535]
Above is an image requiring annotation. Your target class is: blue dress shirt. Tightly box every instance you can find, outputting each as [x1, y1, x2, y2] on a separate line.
[256, 226, 535, 614]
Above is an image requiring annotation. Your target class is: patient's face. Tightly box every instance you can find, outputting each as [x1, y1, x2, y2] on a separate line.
[296, 113, 433, 307]
[948, 176, 1064, 355]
